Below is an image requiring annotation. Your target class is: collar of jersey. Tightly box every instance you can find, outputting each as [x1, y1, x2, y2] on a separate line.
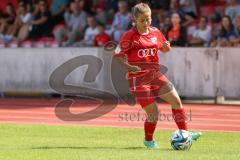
[134, 27, 150, 36]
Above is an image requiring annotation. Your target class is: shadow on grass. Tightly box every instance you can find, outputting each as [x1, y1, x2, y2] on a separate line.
[161, 148, 175, 151]
[32, 146, 176, 151]
[32, 146, 146, 150]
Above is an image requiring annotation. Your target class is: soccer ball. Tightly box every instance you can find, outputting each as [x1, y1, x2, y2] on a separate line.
[170, 130, 193, 150]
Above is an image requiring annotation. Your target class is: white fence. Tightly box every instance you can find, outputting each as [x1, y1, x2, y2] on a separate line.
[0, 47, 239, 99]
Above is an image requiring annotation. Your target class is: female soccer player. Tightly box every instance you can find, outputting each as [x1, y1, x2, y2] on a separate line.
[113, 3, 201, 149]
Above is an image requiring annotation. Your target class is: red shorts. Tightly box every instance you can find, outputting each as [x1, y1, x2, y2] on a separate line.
[127, 62, 171, 108]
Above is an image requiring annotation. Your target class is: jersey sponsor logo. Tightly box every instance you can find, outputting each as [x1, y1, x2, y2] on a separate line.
[150, 37, 157, 44]
[137, 48, 157, 58]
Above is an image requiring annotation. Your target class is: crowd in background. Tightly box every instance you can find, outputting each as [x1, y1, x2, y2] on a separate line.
[0, 0, 240, 47]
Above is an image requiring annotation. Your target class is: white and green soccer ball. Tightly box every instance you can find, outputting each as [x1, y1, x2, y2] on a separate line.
[170, 130, 193, 150]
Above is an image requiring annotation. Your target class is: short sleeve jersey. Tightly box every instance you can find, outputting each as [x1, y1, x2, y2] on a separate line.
[114, 26, 167, 64]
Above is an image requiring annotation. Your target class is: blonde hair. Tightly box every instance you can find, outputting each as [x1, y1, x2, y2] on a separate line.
[132, 3, 151, 18]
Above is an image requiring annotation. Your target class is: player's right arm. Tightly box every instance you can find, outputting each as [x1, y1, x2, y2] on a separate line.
[113, 31, 141, 73]
[114, 54, 141, 72]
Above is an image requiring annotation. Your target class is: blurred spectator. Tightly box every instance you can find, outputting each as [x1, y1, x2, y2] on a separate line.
[111, 0, 131, 42]
[78, 15, 99, 46]
[50, 0, 70, 25]
[225, 0, 240, 24]
[218, 15, 238, 46]
[211, 15, 238, 47]
[150, 0, 170, 10]
[105, 0, 119, 20]
[139, 0, 170, 10]
[235, 15, 240, 36]
[81, 0, 92, 13]
[93, 23, 111, 46]
[199, 1, 225, 23]
[199, 0, 226, 6]
[1, 1, 33, 42]
[91, 0, 106, 11]
[209, 7, 224, 24]
[0, 3, 16, 35]
[105, 0, 119, 12]
[188, 16, 212, 47]
[152, 9, 168, 34]
[0, 0, 18, 13]
[167, 0, 194, 26]
[91, 0, 107, 25]
[0, 0, 240, 48]
[54, 0, 87, 46]
[166, 12, 187, 47]
[26, 0, 52, 40]
[0, 11, 3, 18]
[179, 0, 197, 18]
[95, 8, 107, 25]
[104, 0, 119, 25]
[78, 0, 86, 12]
[19, 0, 38, 12]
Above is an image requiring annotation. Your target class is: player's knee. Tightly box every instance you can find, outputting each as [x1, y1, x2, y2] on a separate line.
[172, 99, 182, 109]
[143, 102, 159, 122]
[169, 89, 183, 109]
[159, 83, 173, 95]
[147, 111, 159, 122]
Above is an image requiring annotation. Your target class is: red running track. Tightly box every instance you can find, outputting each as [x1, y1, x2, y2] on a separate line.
[0, 98, 239, 132]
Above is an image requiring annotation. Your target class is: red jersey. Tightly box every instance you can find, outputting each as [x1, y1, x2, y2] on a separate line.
[114, 26, 167, 64]
[94, 33, 111, 46]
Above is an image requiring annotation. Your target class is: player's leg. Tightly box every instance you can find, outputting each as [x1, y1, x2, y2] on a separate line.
[159, 85, 188, 130]
[143, 101, 159, 140]
[158, 84, 202, 140]
[128, 70, 159, 148]
[137, 97, 159, 149]
[149, 74, 188, 130]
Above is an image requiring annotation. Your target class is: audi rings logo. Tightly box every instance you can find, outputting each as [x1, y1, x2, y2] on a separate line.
[137, 48, 157, 58]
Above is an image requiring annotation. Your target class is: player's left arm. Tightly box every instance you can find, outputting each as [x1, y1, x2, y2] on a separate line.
[157, 29, 171, 53]
[160, 41, 171, 53]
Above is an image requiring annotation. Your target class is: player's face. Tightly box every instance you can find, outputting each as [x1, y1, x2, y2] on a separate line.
[135, 12, 152, 31]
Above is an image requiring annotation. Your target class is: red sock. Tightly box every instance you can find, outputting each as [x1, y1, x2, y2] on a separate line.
[172, 108, 188, 130]
[144, 121, 157, 141]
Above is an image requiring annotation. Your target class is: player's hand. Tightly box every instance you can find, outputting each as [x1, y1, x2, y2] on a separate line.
[161, 41, 171, 53]
[163, 41, 170, 48]
[128, 65, 141, 73]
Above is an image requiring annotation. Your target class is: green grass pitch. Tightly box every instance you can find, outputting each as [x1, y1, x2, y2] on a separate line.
[0, 123, 239, 160]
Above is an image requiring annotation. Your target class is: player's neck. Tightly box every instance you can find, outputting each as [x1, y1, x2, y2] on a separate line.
[136, 26, 149, 35]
